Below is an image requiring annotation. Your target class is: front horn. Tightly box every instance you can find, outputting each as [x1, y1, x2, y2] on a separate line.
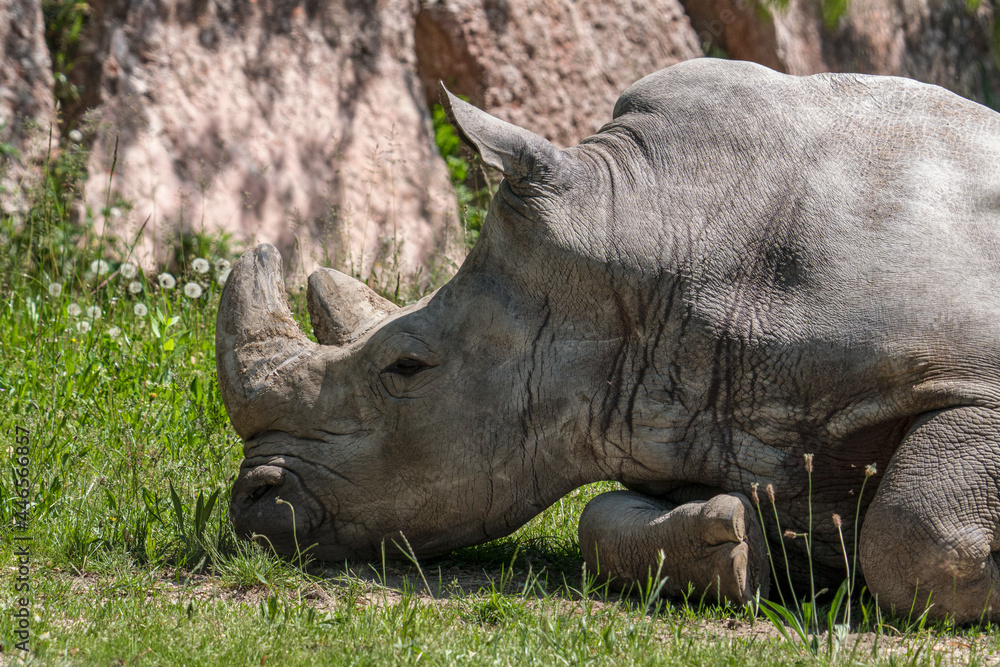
[216, 244, 325, 439]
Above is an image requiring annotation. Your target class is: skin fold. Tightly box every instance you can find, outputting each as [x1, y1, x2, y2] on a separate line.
[219, 58, 1000, 622]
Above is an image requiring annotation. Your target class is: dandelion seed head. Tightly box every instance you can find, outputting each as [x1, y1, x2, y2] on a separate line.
[128, 281, 143, 294]
[68, 129, 83, 143]
[184, 282, 203, 299]
[90, 259, 110, 276]
[67, 303, 82, 317]
[120, 262, 137, 279]
[158, 273, 176, 289]
[108, 326, 120, 339]
[85, 305, 102, 319]
[192, 257, 210, 274]
[214, 258, 231, 272]
[109, 207, 122, 219]
[48, 282, 63, 297]
[133, 303, 148, 317]
[77, 320, 91, 333]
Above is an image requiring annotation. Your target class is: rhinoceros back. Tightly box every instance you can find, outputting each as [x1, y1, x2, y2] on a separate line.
[596, 58, 1000, 421]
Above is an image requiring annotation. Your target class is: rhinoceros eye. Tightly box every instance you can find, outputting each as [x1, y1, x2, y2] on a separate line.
[382, 357, 428, 376]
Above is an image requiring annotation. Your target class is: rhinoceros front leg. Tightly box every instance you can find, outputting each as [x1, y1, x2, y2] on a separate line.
[861, 406, 1000, 623]
[578, 491, 769, 605]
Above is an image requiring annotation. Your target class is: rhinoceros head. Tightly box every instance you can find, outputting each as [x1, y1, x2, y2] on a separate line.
[220, 88, 625, 559]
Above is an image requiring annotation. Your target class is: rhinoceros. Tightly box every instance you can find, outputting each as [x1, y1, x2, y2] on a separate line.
[219, 58, 1000, 622]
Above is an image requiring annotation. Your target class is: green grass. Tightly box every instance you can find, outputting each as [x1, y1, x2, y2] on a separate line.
[2, 145, 1000, 666]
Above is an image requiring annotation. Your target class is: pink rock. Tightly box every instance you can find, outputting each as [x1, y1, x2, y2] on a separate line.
[681, 0, 999, 104]
[416, 0, 704, 147]
[0, 0, 56, 213]
[10, 0, 993, 284]
[78, 0, 462, 283]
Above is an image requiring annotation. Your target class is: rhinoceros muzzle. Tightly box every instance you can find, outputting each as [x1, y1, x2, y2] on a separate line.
[230, 462, 324, 553]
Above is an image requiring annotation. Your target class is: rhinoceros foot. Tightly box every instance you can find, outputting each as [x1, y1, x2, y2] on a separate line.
[861, 406, 1000, 624]
[578, 491, 769, 605]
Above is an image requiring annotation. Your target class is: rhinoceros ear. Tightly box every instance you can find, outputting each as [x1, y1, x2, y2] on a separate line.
[307, 269, 399, 346]
[440, 83, 562, 186]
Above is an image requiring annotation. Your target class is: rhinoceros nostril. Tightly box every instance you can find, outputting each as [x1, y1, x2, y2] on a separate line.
[235, 465, 286, 509]
[247, 482, 273, 504]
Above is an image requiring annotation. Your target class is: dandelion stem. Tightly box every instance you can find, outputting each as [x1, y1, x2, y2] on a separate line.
[751, 483, 789, 610]
[805, 454, 817, 633]
[768, 484, 802, 618]
[275, 498, 304, 567]
[833, 514, 851, 627]
[852, 464, 877, 606]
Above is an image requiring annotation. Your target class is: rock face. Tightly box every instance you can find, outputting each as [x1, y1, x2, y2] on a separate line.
[3, 0, 997, 277]
[76, 0, 461, 281]
[0, 0, 56, 212]
[415, 0, 704, 147]
[822, 0, 997, 103]
[73, 0, 706, 277]
[681, 0, 999, 105]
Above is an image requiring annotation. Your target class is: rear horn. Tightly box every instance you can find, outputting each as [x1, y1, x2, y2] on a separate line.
[307, 268, 398, 347]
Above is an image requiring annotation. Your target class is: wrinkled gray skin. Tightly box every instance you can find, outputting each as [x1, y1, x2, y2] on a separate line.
[220, 59, 1000, 622]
